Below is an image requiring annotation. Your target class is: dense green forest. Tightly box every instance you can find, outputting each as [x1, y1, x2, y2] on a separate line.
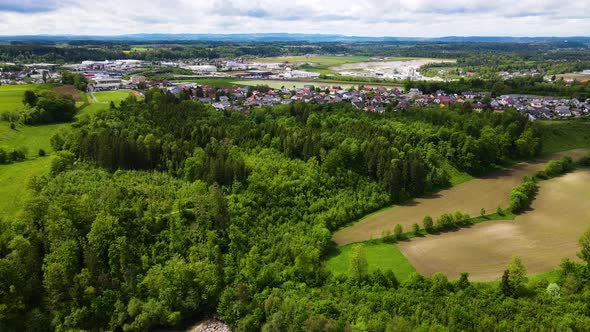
[3, 91, 590, 332]
[1, 40, 589, 63]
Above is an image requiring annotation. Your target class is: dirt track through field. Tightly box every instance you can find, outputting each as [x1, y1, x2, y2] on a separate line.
[397, 169, 590, 281]
[333, 149, 589, 245]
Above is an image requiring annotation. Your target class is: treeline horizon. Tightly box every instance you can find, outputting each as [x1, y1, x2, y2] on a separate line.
[2, 40, 590, 63]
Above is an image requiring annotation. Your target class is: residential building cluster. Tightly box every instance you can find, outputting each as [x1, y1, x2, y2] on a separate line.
[158, 82, 590, 120]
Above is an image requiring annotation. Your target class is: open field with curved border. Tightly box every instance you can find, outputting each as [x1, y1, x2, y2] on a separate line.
[398, 169, 590, 281]
[333, 149, 590, 246]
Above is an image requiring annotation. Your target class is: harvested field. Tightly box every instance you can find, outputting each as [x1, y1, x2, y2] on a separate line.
[398, 169, 590, 281]
[53, 85, 82, 101]
[330, 59, 454, 72]
[555, 73, 590, 82]
[333, 149, 589, 245]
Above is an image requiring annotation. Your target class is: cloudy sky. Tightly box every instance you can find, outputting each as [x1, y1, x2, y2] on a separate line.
[0, 0, 589, 37]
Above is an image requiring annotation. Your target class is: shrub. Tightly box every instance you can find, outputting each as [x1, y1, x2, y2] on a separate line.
[508, 180, 538, 213]
[435, 213, 454, 231]
[509, 191, 530, 213]
[381, 229, 394, 242]
[452, 211, 471, 227]
[9, 148, 26, 162]
[412, 223, 420, 235]
[0, 147, 7, 164]
[1, 111, 20, 123]
[423, 215, 434, 233]
[578, 154, 590, 167]
[23, 90, 38, 106]
[393, 224, 403, 240]
[50, 132, 65, 151]
[38, 149, 46, 157]
[19, 91, 77, 125]
[50, 151, 75, 176]
[544, 156, 573, 178]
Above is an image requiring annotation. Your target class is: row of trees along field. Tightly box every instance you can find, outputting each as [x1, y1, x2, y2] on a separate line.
[4, 90, 589, 332]
[2, 40, 589, 62]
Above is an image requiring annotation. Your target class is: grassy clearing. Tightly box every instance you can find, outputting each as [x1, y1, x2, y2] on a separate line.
[81, 90, 139, 117]
[0, 122, 65, 157]
[442, 161, 474, 186]
[0, 157, 52, 218]
[325, 242, 416, 282]
[0, 83, 59, 112]
[0, 84, 52, 112]
[540, 120, 590, 154]
[94, 90, 136, 104]
[0, 85, 28, 112]
[80, 103, 109, 117]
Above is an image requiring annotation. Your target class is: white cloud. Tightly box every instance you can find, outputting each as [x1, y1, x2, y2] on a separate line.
[0, 0, 588, 36]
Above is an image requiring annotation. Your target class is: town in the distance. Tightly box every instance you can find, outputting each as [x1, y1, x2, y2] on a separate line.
[3, 53, 590, 120]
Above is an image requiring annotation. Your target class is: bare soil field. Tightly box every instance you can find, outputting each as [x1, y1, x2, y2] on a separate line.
[556, 73, 590, 82]
[333, 149, 589, 245]
[330, 59, 454, 72]
[397, 169, 590, 281]
[53, 85, 82, 101]
[329, 59, 455, 80]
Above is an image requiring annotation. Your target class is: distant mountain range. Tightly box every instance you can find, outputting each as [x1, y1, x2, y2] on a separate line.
[1, 33, 589, 43]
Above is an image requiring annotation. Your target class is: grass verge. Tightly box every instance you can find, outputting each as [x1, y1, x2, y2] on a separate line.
[325, 241, 416, 282]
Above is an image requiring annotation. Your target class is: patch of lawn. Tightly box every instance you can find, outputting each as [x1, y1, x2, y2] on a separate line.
[442, 161, 475, 186]
[94, 90, 136, 104]
[471, 211, 517, 224]
[79, 103, 109, 117]
[528, 269, 561, 284]
[540, 119, 590, 154]
[0, 84, 45, 112]
[0, 157, 52, 218]
[80, 90, 140, 117]
[325, 242, 416, 282]
[0, 122, 65, 158]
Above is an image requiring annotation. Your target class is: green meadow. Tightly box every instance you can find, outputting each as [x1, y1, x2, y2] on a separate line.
[0, 157, 52, 218]
[0, 87, 138, 218]
[325, 242, 416, 282]
[0, 84, 55, 112]
[540, 119, 590, 154]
